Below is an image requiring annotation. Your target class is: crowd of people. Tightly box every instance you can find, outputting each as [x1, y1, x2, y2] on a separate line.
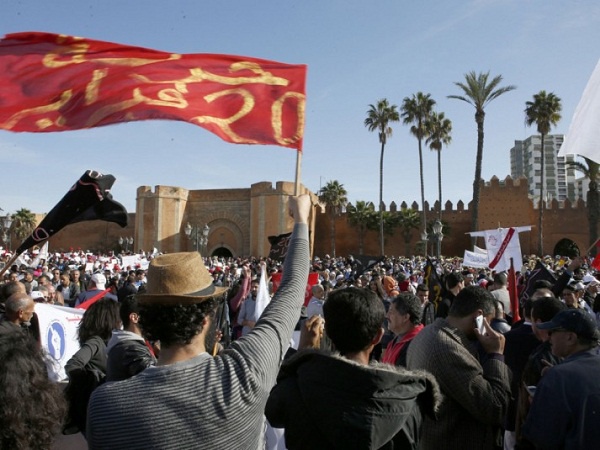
[0, 195, 599, 449]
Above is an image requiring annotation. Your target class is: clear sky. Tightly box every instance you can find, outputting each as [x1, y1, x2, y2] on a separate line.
[1, 0, 598, 216]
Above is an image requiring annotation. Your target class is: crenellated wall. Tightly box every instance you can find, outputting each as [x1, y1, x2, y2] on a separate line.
[39, 175, 593, 258]
[313, 175, 593, 257]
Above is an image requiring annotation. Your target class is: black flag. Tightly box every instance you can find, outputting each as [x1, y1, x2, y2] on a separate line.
[351, 255, 384, 278]
[15, 170, 128, 254]
[424, 258, 444, 311]
[520, 261, 557, 304]
[268, 232, 292, 261]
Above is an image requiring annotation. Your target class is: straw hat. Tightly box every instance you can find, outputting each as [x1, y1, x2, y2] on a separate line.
[137, 252, 228, 305]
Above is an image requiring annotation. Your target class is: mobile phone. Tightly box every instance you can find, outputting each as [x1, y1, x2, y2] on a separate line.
[475, 315, 486, 334]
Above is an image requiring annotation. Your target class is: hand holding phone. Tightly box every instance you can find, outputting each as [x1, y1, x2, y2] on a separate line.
[475, 314, 486, 335]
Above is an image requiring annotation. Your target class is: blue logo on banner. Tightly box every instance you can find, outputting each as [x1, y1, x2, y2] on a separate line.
[47, 321, 66, 361]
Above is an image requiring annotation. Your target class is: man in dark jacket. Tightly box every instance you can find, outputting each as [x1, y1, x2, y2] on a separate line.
[266, 287, 440, 450]
[106, 296, 156, 381]
[117, 275, 138, 302]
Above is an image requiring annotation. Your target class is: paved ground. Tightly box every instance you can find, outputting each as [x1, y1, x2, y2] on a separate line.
[53, 432, 87, 449]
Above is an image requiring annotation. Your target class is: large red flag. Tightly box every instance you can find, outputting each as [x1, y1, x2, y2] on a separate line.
[0, 32, 306, 150]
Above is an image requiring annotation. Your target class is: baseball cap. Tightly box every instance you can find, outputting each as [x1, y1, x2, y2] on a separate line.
[537, 309, 600, 340]
[30, 291, 46, 302]
[91, 273, 107, 290]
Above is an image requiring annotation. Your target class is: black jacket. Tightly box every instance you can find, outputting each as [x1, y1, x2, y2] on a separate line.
[106, 330, 155, 382]
[266, 350, 440, 450]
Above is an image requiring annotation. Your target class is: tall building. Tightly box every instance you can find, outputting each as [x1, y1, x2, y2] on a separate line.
[575, 176, 590, 201]
[510, 134, 577, 202]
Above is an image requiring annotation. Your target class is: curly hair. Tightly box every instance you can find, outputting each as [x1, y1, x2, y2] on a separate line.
[78, 298, 121, 345]
[139, 297, 219, 347]
[0, 333, 67, 450]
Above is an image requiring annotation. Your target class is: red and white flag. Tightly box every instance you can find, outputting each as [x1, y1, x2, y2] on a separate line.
[469, 226, 531, 272]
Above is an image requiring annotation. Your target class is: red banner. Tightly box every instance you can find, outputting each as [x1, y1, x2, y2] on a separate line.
[271, 272, 319, 306]
[0, 32, 306, 150]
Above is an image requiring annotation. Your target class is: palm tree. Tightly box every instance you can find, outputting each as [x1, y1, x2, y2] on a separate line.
[318, 180, 348, 258]
[401, 92, 436, 238]
[396, 208, 421, 256]
[346, 200, 376, 254]
[525, 90, 562, 255]
[425, 111, 452, 220]
[12, 208, 37, 240]
[567, 157, 599, 251]
[449, 71, 516, 237]
[364, 99, 400, 256]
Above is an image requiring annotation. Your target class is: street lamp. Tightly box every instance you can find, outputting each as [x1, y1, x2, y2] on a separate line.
[1, 215, 13, 251]
[119, 236, 134, 253]
[432, 219, 444, 259]
[185, 222, 210, 254]
[420, 230, 428, 256]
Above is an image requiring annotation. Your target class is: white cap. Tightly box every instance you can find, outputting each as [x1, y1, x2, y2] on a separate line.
[91, 273, 107, 290]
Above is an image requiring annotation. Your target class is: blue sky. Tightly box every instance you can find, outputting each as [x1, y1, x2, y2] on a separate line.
[1, 0, 599, 216]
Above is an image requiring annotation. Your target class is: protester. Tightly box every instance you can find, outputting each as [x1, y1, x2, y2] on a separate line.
[523, 308, 600, 448]
[407, 285, 511, 449]
[74, 273, 118, 306]
[87, 194, 310, 450]
[435, 272, 464, 318]
[382, 292, 425, 367]
[0, 292, 35, 336]
[266, 287, 440, 449]
[106, 295, 156, 381]
[236, 277, 260, 336]
[514, 296, 566, 448]
[64, 298, 121, 436]
[0, 332, 67, 449]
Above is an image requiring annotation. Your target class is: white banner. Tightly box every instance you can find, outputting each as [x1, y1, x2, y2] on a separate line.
[35, 303, 83, 381]
[121, 254, 150, 271]
[463, 250, 490, 268]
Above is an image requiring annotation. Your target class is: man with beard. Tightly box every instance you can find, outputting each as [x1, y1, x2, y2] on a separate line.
[407, 285, 511, 450]
[237, 277, 260, 336]
[87, 195, 310, 450]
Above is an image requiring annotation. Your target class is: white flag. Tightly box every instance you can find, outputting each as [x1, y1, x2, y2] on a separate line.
[558, 59, 600, 163]
[470, 226, 531, 273]
[254, 267, 271, 321]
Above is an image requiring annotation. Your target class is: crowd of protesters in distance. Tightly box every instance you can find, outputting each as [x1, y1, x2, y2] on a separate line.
[2, 248, 600, 323]
[1, 242, 600, 449]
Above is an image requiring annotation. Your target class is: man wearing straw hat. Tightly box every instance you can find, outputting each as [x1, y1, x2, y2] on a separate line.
[87, 195, 311, 450]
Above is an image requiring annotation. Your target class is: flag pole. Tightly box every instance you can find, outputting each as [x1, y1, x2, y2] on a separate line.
[0, 250, 25, 278]
[585, 237, 600, 255]
[294, 149, 302, 196]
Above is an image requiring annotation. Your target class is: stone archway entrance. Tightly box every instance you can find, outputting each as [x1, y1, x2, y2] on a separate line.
[553, 238, 580, 257]
[212, 247, 233, 258]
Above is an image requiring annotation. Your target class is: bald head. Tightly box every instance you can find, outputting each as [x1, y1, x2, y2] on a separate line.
[312, 284, 325, 299]
[5, 293, 35, 325]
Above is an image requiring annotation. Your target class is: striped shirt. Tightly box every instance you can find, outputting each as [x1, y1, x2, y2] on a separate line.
[87, 224, 309, 450]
